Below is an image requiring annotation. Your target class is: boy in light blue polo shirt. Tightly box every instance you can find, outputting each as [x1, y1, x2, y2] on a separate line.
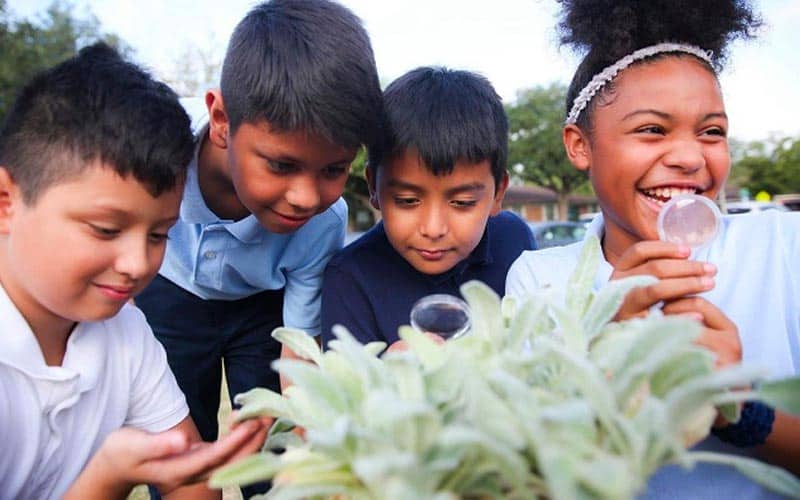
[134, 3, 383, 490]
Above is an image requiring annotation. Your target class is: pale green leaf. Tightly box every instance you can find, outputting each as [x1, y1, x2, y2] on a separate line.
[271, 327, 322, 364]
[757, 377, 800, 415]
[460, 280, 503, 342]
[566, 235, 601, 317]
[209, 453, 281, 488]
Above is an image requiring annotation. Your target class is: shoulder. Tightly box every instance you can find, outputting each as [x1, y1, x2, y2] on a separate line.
[718, 211, 800, 246]
[94, 304, 160, 355]
[489, 210, 532, 232]
[296, 198, 348, 236]
[507, 241, 584, 292]
[326, 223, 390, 273]
[486, 211, 536, 253]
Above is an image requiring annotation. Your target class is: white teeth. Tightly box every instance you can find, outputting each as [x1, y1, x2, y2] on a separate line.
[642, 187, 697, 200]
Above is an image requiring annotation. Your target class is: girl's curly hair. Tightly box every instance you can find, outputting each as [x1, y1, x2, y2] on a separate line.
[558, 0, 762, 129]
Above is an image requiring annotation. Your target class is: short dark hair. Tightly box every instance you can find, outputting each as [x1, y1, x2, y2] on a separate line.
[368, 67, 508, 188]
[220, 0, 383, 149]
[0, 43, 193, 203]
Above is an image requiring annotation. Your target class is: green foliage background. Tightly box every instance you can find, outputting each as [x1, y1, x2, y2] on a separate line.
[0, 0, 129, 122]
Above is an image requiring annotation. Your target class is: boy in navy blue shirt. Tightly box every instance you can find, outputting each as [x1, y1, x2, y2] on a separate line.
[321, 67, 535, 347]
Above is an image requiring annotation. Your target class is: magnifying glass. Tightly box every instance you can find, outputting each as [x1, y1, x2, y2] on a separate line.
[657, 194, 722, 249]
[409, 294, 470, 340]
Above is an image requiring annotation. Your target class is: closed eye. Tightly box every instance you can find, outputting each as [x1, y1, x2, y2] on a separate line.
[321, 164, 349, 179]
[394, 197, 419, 207]
[451, 199, 477, 208]
[268, 160, 298, 174]
[89, 224, 119, 238]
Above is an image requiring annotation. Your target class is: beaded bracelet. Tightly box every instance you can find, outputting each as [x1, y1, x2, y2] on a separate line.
[711, 401, 775, 447]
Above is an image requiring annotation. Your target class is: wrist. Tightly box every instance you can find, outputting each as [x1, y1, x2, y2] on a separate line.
[711, 401, 775, 447]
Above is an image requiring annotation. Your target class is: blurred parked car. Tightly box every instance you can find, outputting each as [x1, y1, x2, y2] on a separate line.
[724, 201, 789, 215]
[578, 211, 599, 226]
[529, 221, 587, 249]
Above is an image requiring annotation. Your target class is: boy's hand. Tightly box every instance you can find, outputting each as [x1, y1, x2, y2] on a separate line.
[386, 332, 446, 354]
[610, 241, 716, 320]
[65, 418, 268, 499]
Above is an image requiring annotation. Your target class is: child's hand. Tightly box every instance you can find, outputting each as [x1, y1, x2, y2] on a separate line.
[66, 418, 268, 499]
[662, 296, 742, 368]
[610, 241, 741, 369]
[610, 241, 716, 320]
[386, 332, 446, 354]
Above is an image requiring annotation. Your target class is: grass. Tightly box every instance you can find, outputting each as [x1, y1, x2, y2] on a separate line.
[128, 369, 242, 500]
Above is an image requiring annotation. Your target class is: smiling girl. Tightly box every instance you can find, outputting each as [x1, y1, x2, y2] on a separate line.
[507, 0, 800, 497]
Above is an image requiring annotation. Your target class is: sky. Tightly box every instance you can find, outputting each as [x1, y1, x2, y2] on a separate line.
[8, 0, 800, 142]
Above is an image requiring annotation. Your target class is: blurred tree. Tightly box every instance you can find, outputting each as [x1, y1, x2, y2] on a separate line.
[0, 0, 129, 121]
[506, 83, 589, 220]
[163, 40, 221, 97]
[733, 135, 800, 196]
[343, 148, 381, 230]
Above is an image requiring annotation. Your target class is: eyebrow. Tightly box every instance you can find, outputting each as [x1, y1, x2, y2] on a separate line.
[258, 149, 354, 166]
[622, 109, 728, 122]
[86, 205, 179, 225]
[386, 179, 487, 195]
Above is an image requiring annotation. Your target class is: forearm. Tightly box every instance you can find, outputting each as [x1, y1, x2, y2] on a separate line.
[758, 410, 800, 475]
[63, 454, 132, 500]
[164, 482, 221, 500]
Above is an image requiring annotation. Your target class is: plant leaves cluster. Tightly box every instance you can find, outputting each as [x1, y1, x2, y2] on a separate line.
[212, 236, 800, 500]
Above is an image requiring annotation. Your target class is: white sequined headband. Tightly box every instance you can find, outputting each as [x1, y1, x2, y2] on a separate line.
[565, 42, 714, 125]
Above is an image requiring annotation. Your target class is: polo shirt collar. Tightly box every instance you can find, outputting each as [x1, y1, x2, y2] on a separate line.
[0, 283, 103, 395]
[178, 137, 265, 244]
[179, 143, 220, 225]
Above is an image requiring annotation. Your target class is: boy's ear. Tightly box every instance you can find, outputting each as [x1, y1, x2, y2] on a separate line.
[365, 165, 380, 210]
[0, 167, 20, 234]
[490, 171, 510, 216]
[205, 89, 230, 149]
[563, 124, 591, 171]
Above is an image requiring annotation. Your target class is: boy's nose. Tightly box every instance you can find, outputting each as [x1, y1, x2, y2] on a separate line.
[419, 205, 448, 239]
[114, 240, 151, 280]
[285, 176, 321, 213]
[663, 138, 706, 173]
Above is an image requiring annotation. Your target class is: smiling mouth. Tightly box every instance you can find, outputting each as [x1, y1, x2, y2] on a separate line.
[640, 186, 700, 206]
[271, 209, 312, 223]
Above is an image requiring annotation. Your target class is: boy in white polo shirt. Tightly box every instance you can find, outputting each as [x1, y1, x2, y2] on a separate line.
[0, 45, 267, 500]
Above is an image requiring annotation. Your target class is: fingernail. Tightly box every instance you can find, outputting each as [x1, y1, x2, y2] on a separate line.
[701, 277, 714, 288]
[678, 245, 691, 256]
[703, 263, 717, 275]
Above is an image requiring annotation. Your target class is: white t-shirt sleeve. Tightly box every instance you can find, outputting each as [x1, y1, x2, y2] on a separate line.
[116, 306, 189, 432]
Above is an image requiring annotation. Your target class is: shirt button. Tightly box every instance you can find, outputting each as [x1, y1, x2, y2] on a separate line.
[204, 251, 217, 259]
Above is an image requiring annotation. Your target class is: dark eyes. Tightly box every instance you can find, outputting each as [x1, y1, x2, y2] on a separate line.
[88, 224, 168, 243]
[268, 160, 296, 174]
[392, 198, 477, 208]
[321, 164, 349, 179]
[636, 125, 665, 135]
[268, 160, 349, 179]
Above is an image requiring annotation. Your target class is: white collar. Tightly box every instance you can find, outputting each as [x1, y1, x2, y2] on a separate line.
[0, 282, 103, 395]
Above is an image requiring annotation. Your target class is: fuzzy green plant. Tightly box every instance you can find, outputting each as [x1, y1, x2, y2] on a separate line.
[211, 236, 800, 500]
